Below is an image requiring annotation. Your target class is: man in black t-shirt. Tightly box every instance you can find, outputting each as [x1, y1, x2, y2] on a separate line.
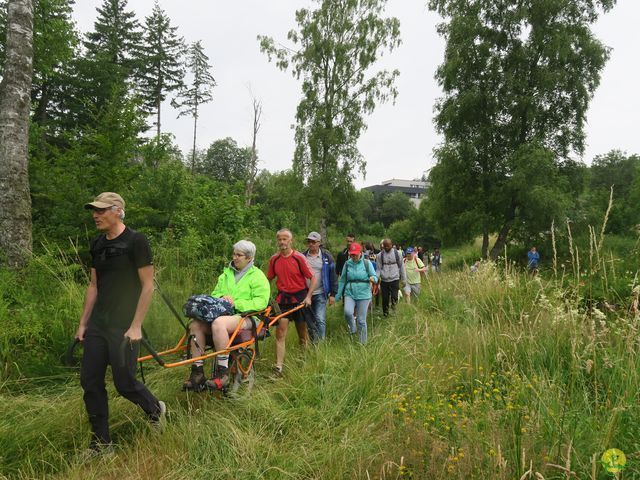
[335, 233, 355, 277]
[75, 192, 165, 457]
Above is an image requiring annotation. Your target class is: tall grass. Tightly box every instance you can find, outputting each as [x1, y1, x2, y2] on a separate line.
[2, 235, 640, 478]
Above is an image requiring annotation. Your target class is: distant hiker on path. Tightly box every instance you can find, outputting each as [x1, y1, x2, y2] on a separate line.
[470, 260, 481, 274]
[431, 248, 442, 273]
[76, 192, 165, 457]
[527, 246, 540, 275]
[403, 247, 427, 304]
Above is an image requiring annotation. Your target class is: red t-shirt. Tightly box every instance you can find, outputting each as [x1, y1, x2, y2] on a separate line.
[267, 250, 314, 294]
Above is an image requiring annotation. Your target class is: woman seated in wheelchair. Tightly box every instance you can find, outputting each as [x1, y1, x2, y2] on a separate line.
[183, 240, 270, 391]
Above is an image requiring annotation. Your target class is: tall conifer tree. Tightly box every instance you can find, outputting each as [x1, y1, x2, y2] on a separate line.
[139, 1, 184, 139]
[171, 40, 216, 169]
[80, 0, 142, 111]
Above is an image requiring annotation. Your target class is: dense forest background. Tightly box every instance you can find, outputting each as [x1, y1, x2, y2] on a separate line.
[0, 0, 637, 265]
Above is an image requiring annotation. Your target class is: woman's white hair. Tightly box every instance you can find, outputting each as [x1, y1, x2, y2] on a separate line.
[233, 240, 256, 259]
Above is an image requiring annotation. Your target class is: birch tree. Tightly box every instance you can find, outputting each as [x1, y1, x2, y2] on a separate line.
[0, 0, 34, 268]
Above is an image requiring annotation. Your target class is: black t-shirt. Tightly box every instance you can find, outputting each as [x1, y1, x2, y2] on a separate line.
[89, 227, 153, 329]
[336, 248, 349, 277]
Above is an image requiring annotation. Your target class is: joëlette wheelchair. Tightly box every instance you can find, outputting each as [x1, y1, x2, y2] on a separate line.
[65, 281, 305, 397]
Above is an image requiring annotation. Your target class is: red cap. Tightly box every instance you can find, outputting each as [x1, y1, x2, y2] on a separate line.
[348, 243, 362, 255]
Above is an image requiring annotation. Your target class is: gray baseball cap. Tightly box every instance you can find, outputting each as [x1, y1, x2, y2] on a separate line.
[306, 231, 322, 242]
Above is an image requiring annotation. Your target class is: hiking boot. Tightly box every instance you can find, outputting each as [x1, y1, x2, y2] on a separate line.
[205, 366, 230, 391]
[76, 442, 115, 463]
[182, 365, 206, 391]
[269, 365, 284, 380]
[149, 400, 167, 430]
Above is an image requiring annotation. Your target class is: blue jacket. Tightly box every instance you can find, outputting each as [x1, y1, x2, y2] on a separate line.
[303, 248, 338, 299]
[336, 257, 378, 301]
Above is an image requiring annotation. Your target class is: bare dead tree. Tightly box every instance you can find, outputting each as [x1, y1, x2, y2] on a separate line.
[244, 95, 262, 207]
[0, 0, 34, 268]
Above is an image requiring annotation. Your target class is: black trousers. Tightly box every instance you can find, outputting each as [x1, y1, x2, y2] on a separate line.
[380, 279, 400, 316]
[80, 326, 160, 445]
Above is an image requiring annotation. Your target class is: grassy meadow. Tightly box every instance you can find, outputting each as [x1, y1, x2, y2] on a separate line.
[2, 237, 640, 479]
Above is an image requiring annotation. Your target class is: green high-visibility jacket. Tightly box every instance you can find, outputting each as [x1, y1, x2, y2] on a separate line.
[210, 265, 270, 313]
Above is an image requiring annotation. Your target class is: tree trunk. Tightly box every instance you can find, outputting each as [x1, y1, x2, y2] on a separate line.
[482, 229, 489, 260]
[0, 0, 34, 269]
[33, 80, 50, 125]
[156, 94, 161, 140]
[244, 97, 262, 207]
[191, 112, 198, 172]
[489, 206, 516, 260]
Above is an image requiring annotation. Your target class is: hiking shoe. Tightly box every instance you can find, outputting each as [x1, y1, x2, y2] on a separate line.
[182, 365, 206, 391]
[269, 365, 284, 380]
[76, 442, 115, 463]
[149, 400, 167, 430]
[205, 366, 230, 391]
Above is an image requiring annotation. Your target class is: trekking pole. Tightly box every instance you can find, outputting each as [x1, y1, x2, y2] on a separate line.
[154, 278, 188, 331]
[370, 281, 378, 337]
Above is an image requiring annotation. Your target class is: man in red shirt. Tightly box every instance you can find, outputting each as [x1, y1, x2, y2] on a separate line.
[267, 228, 317, 376]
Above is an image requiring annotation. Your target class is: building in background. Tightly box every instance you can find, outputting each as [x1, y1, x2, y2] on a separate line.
[363, 178, 427, 207]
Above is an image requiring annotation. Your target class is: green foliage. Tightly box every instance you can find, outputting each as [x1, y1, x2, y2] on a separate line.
[586, 150, 640, 234]
[0, 247, 86, 380]
[379, 191, 415, 227]
[169, 175, 259, 261]
[197, 137, 252, 185]
[253, 169, 308, 231]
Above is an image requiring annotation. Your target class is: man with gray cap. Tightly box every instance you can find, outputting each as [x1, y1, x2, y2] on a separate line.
[376, 238, 407, 317]
[302, 231, 337, 342]
[76, 192, 165, 457]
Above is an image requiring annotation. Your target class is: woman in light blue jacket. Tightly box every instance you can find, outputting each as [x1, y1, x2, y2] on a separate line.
[335, 243, 378, 344]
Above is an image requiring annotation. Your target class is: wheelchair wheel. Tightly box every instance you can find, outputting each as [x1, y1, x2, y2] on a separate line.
[228, 350, 255, 398]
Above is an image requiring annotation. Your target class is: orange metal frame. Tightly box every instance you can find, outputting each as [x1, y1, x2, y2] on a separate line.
[137, 303, 306, 369]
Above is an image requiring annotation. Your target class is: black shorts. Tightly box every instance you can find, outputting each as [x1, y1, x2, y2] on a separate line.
[277, 303, 310, 324]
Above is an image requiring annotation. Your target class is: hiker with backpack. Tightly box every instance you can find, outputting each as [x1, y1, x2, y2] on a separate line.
[76, 192, 165, 458]
[431, 248, 442, 273]
[335, 242, 378, 344]
[527, 246, 540, 276]
[182, 240, 270, 392]
[376, 239, 408, 317]
[404, 247, 427, 304]
[302, 231, 338, 343]
[267, 229, 317, 377]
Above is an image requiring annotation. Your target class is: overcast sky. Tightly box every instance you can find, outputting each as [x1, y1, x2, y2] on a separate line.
[72, 1, 640, 189]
